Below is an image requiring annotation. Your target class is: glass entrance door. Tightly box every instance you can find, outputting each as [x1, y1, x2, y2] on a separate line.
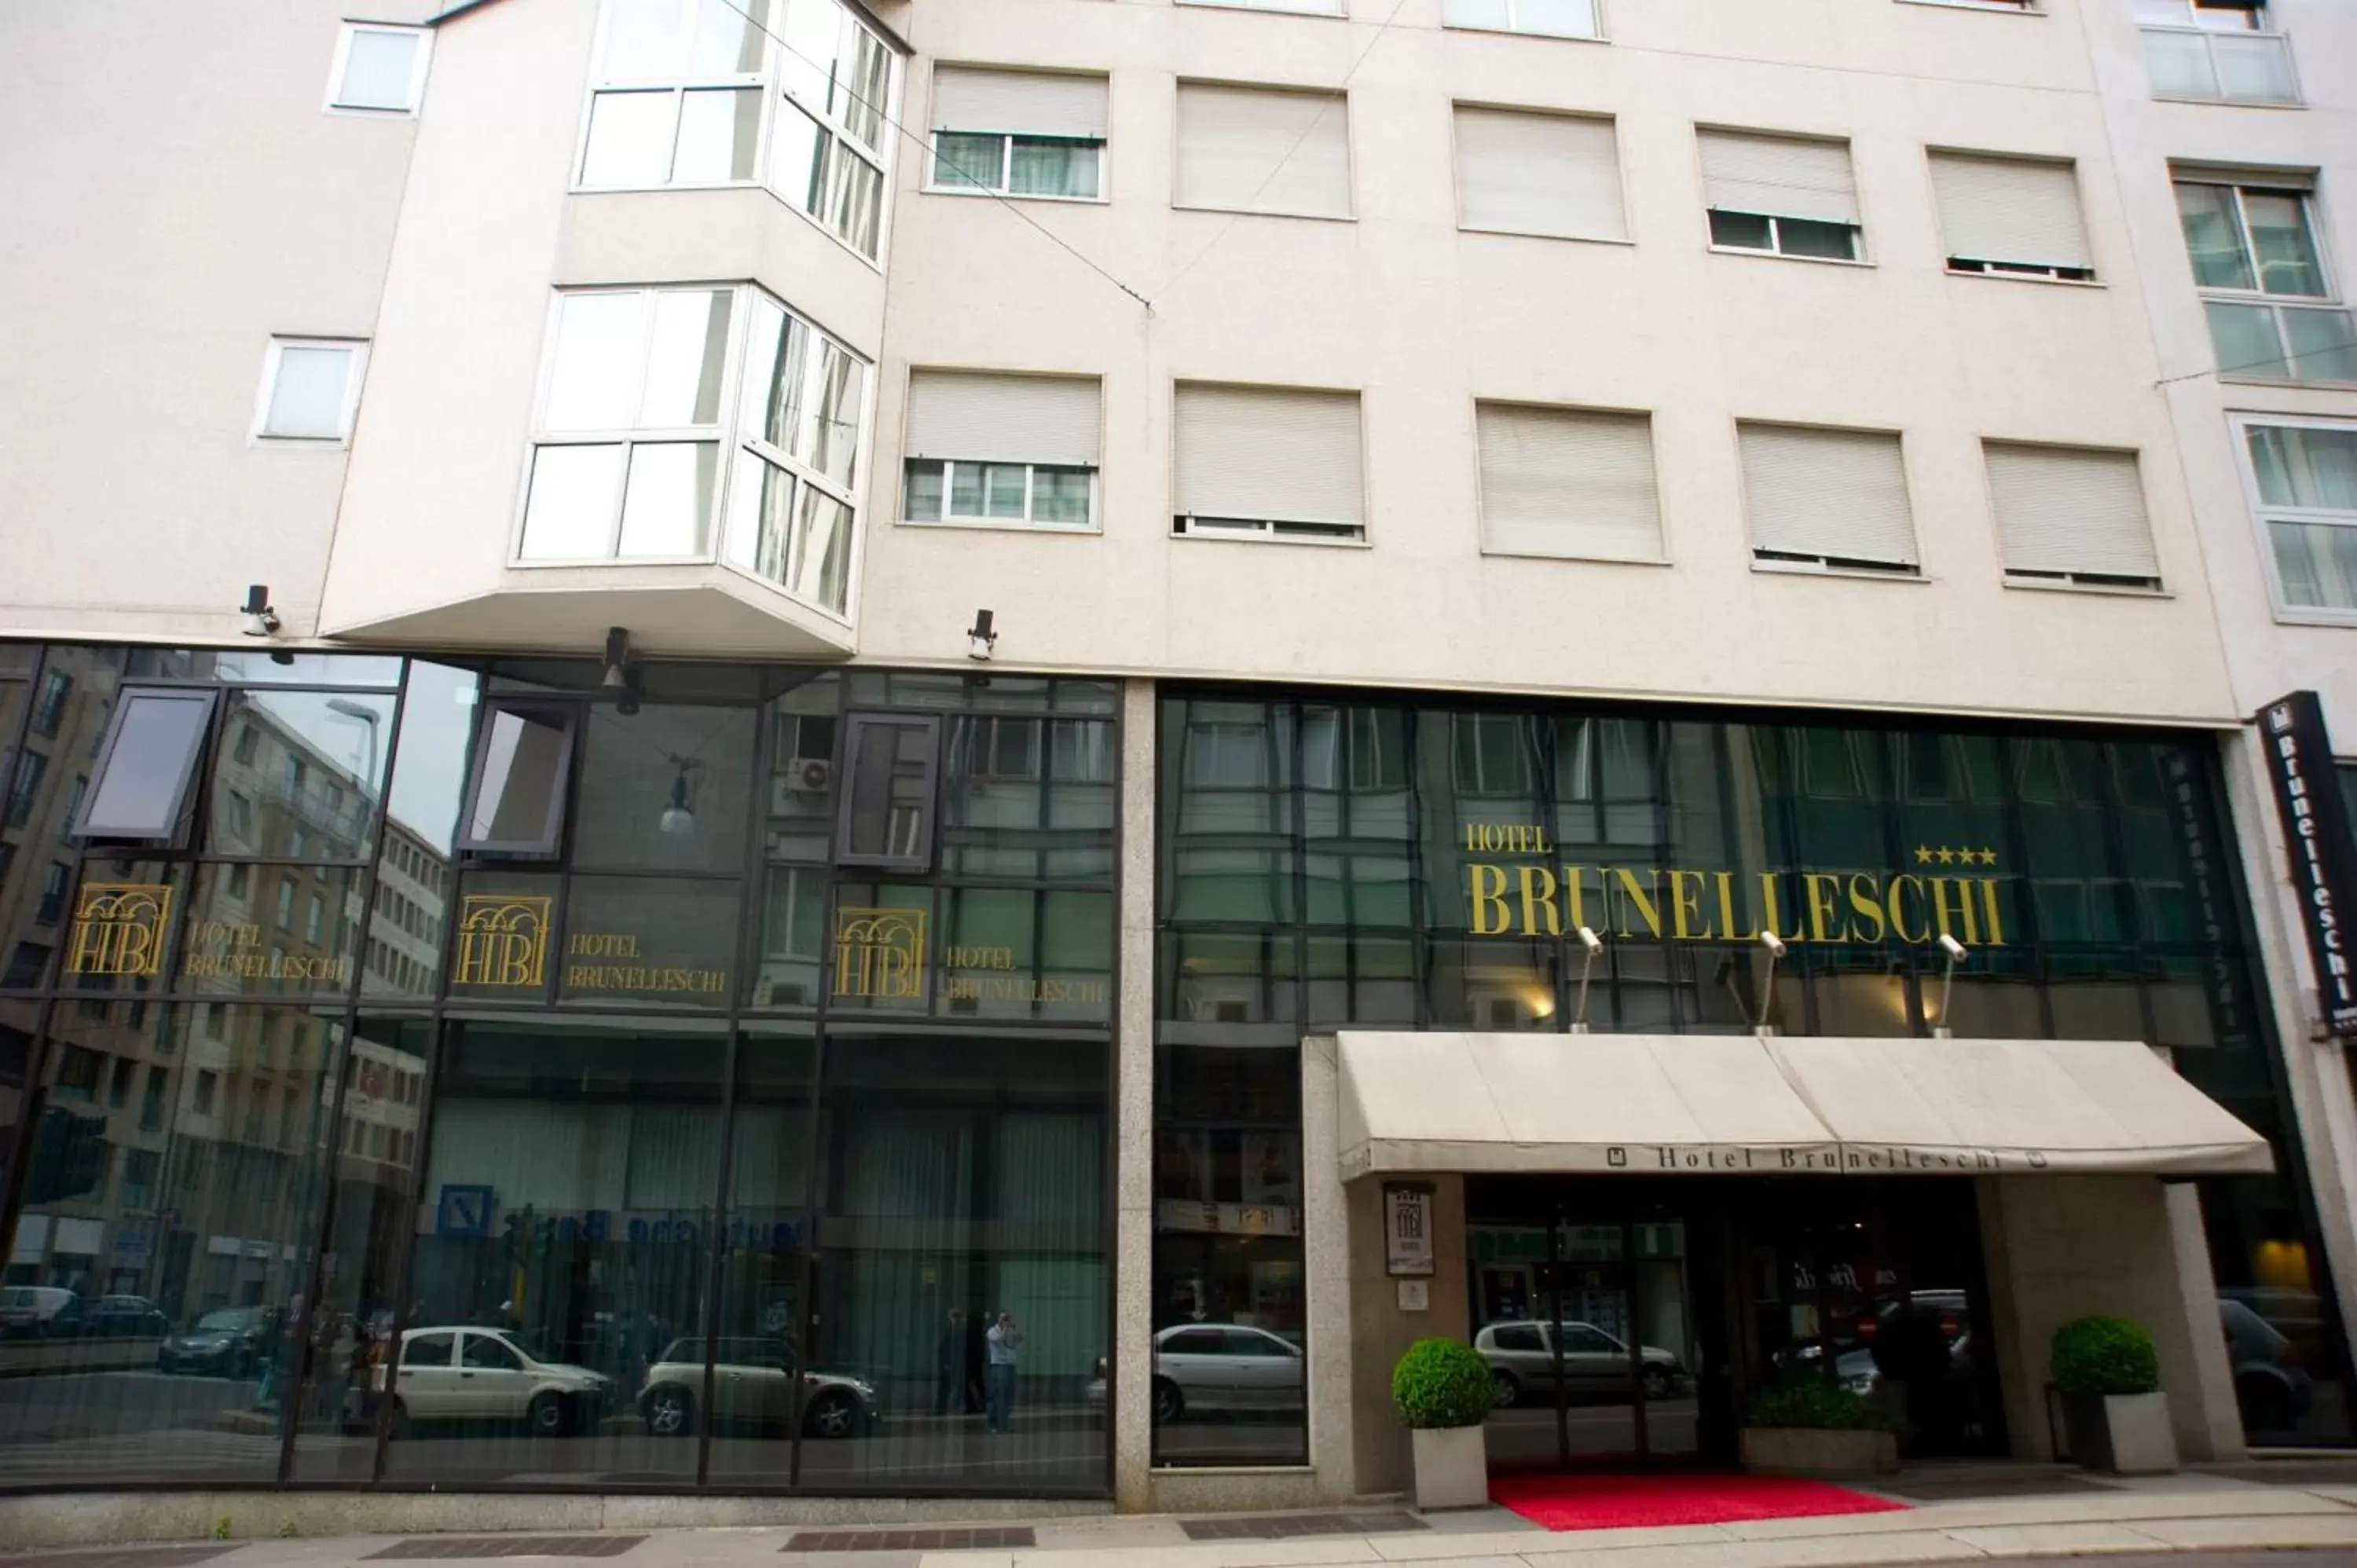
[1467, 1179, 1703, 1471]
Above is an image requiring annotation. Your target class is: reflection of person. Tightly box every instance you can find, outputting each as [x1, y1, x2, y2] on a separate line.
[962, 1310, 987, 1412]
[984, 1312, 1025, 1434]
[935, 1310, 970, 1415]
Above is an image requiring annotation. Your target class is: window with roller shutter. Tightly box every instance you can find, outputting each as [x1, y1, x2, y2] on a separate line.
[1173, 383, 1365, 543]
[1738, 423, 1920, 575]
[902, 372, 1102, 531]
[1982, 443, 2161, 591]
[1929, 152, 2095, 282]
[1475, 404, 1662, 562]
[1699, 130, 1864, 262]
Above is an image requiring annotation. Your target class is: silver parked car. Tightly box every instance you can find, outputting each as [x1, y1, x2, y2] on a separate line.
[1140, 1324, 1304, 1425]
[1474, 1321, 1682, 1406]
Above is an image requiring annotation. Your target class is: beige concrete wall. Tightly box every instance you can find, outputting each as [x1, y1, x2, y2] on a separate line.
[1114, 678, 1157, 1509]
[0, 0, 429, 644]
[1978, 1173, 2244, 1463]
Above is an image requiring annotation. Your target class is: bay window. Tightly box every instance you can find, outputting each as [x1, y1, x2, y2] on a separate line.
[581, 0, 896, 260]
[519, 284, 868, 617]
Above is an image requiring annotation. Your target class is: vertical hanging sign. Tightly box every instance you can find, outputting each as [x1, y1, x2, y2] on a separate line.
[1384, 1183, 1435, 1277]
[2257, 693, 2357, 1039]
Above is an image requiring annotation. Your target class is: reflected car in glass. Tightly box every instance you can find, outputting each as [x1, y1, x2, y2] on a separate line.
[158, 1306, 280, 1376]
[0, 1287, 84, 1338]
[639, 1337, 877, 1440]
[379, 1327, 612, 1437]
[1474, 1321, 1684, 1406]
[80, 1295, 169, 1339]
[2222, 1298, 2315, 1430]
[1120, 1324, 1304, 1424]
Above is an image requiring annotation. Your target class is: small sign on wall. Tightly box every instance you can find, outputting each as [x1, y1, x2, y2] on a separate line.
[1397, 1279, 1430, 1313]
[1385, 1182, 1435, 1277]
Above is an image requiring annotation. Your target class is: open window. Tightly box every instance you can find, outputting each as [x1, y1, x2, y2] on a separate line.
[72, 687, 219, 844]
[835, 714, 940, 870]
[456, 703, 577, 857]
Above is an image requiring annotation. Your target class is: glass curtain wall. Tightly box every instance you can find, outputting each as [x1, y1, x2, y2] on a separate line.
[0, 647, 1115, 1497]
[1155, 689, 2354, 1460]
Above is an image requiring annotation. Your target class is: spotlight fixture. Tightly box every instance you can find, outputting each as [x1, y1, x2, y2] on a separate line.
[1754, 928, 1787, 1035]
[1569, 925, 1605, 1034]
[240, 584, 280, 638]
[966, 609, 998, 661]
[1934, 932, 1969, 1037]
[602, 627, 631, 688]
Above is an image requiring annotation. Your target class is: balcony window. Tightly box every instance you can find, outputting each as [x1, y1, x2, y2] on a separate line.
[2135, 0, 2298, 105]
[519, 284, 868, 615]
[581, 0, 895, 261]
[2236, 418, 2357, 617]
[2175, 176, 2355, 385]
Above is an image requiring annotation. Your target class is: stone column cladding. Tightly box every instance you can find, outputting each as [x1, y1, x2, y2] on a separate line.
[1115, 677, 1156, 1509]
[1978, 1173, 2243, 1464]
[1348, 1172, 1470, 1497]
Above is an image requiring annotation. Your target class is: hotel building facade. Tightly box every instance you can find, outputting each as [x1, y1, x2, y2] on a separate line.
[0, 0, 2354, 1529]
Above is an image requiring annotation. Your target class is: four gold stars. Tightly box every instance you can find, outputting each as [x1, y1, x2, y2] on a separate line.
[1913, 845, 1998, 866]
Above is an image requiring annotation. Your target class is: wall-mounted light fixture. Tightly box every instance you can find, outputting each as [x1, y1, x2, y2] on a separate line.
[967, 609, 998, 661]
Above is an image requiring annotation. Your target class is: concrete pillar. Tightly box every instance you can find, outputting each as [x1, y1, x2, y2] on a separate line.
[1113, 678, 1156, 1510]
[1979, 1174, 2243, 1463]
[1345, 1173, 1468, 1498]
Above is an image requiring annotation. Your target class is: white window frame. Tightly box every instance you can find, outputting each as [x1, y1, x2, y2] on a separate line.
[1172, 515, 1365, 545]
[2178, 177, 2353, 387]
[572, 0, 898, 268]
[1896, 0, 2039, 12]
[1707, 211, 1865, 264]
[251, 337, 368, 445]
[513, 282, 871, 621]
[902, 459, 1099, 532]
[1175, 0, 1345, 15]
[923, 131, 1107, 203]
[324, 22, 433, 116]
[1441, 0, 1607, 40]
[2231, 412, 2357, 625]
[2135, 0, 2300, 107]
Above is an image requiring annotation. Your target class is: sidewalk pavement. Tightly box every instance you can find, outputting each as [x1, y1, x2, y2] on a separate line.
[20, 1466, 2357, 1568]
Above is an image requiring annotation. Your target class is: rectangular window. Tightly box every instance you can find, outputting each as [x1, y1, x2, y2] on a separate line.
[582, 0, 893, 260]
[1442, 0, 1601, 39]
[194, 1070, 219, 1116]
[1699, 130, 1863, 261]
[328, 23, 431, 114]
[275, 880, 295, 929]
[1739, 422, 1919, 574]
[1930, 152, 2095, 281]
[2135, 0, 2298, 104]
[1178, 0, 1342, 12]
[2235, 418, 2357, 616]
[727, 291, 867, 613]
[306, 892, 326, 943]
[254, 338, 367, 441]
[1475, 402, 1662, 561]
[1983, 443, 2161, 590]
[1174, 383, 1365, 543]
[929, 68, 1107, 200]
[1175, 82, 1351, 221]
[75, 687, 219, 843]
[5, 750, 45, 830]
[2174, 174, 2355, 386]
[903, 372, 1102, 530]
[836, 714, 940, 869]
[456, 703, 577, 856]
[1453, 108, 1626, 243]
[58, 779, 85, 844]
[31, 671, 71, 738]
[36, 863, 69, 926]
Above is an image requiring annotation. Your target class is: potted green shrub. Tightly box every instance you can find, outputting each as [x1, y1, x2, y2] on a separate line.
[1391, 1337, 1493, 1509]
[1738, 1374, 1898, 1475]
[2053, 1315, 2176, 1474]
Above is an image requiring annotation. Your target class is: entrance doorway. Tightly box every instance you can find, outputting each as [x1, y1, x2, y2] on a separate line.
[1464, 1176, 2006, 1471]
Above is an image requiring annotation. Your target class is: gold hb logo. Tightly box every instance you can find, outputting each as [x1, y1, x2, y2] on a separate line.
[454, 895, 552, 988]
[834, 907, 927, 1001]
[69, 883, 175, 976]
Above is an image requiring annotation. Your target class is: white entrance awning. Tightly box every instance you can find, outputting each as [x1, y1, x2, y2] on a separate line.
[1329, 1031, 2272, 1181]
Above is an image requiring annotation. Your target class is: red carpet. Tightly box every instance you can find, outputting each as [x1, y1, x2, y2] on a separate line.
[1489, 1471, 1910, 1530]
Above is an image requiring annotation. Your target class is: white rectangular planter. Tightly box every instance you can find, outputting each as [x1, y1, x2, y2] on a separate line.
[2063, 1390, 2179, 1475]
[1409, 1424, 1489, 1510]
[1739, 1427, 1900, 1475]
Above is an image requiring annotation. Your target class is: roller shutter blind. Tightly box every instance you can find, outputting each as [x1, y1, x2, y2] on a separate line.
[932, 67, 1109, 140]
[1930, 152, 2092, 272]
[1984, 443, 2160, 582]
[1176, 83, 1352, 219]
[906, 372, 1102, 467]
[1476, 404, 1661, 560]
[1739, 423, 1918, 569]
[1454, 108, 1626, 241]
[1699, 130, 1859, 225]
[1175, 384, 1363, 527]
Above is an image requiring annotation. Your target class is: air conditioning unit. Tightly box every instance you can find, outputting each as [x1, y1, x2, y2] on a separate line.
[790, 758, 831, 793]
